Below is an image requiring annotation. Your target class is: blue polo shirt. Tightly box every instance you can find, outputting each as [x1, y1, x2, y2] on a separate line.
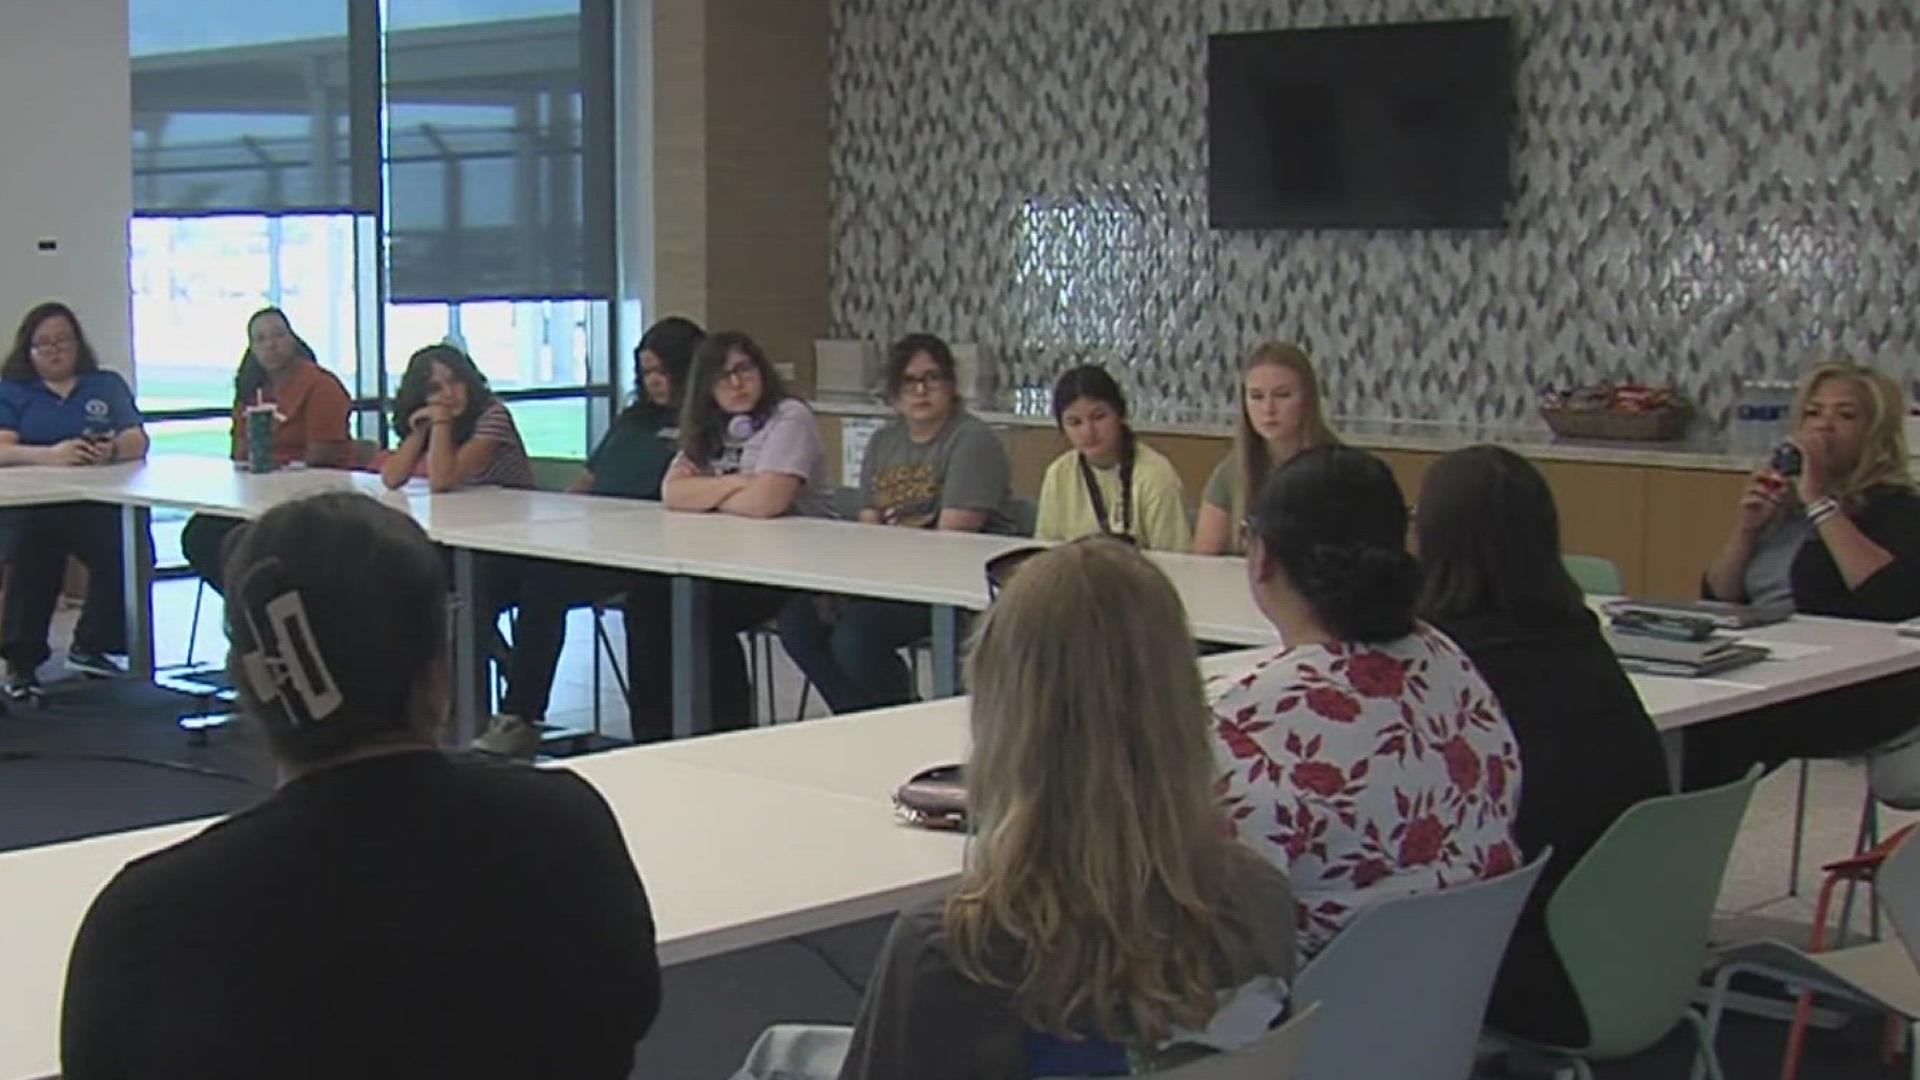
[0, 371, 141, 447]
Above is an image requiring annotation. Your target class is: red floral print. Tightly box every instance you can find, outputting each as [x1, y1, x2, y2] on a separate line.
[1208, 628, 1521, 960]
[1346, 650, 1407, 698]
[1441, 735, 1482, 794]
[1304, 686, 1362, 723]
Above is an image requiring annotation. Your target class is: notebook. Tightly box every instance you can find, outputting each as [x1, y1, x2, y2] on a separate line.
[1601, 598, 1794, 630]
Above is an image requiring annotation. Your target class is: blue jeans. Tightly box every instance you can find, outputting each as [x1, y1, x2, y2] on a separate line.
[775, 595, 929, 714]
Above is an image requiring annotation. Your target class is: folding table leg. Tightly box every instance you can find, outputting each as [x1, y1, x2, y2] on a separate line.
[931, 604, 959, 698]
[670, 575, 710, 739]
[119, 504, 154, 678]
[450, 546, 488, 747]
[1660, 729, 1685, 793]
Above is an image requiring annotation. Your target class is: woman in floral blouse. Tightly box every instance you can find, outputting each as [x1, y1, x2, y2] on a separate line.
[1210, 445, 1522, 959]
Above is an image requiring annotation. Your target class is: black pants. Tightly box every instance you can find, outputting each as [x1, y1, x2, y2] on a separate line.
[499, 559, 645, 722]
[0, 503, 139, 671]
[622, 577, 788, 742]
[1681, 669, 1920, 790]
[1484, 908, 1588, 1046]
[180, 514, 246, 595]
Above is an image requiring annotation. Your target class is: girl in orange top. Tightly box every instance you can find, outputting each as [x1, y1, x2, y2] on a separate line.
[181, 308, 354, 593]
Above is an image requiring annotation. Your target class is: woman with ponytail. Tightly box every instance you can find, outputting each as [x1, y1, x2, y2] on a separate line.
[1209, 445, 1521, 961]
[61, 493, 660, 1079]
[1033, 365, 1190, 551]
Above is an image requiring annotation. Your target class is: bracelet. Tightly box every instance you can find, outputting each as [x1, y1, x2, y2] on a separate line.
[1806, 496, 1841, 526]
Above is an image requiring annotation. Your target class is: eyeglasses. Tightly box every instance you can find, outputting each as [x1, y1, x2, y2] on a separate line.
[30, 335, 75, 355]
[899, 372, 949, 393]
[719, 361, 759, 385]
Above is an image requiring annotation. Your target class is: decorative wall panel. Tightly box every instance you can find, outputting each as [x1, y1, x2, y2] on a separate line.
[829, 0, 1920, 427]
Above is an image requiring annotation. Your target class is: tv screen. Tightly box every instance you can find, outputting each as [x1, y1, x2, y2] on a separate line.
[1207, 18, 1515, 230]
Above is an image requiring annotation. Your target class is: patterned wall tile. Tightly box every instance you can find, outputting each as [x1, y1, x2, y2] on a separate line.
[829, 0, 1920, 428]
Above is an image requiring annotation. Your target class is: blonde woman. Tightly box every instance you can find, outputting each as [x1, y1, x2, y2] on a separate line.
[1193, 343, 1338, 556]
[1689, 361, 1920, 786]
[732, 538, 1296, 1080]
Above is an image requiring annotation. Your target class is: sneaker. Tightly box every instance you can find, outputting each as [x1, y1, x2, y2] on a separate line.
[67, 651, 126, 679]
[472, 714, 541, 760]
[6, 664, 38, 701]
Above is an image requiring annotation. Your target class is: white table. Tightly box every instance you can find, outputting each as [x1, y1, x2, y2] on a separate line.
[7, 616, 1920, 1080]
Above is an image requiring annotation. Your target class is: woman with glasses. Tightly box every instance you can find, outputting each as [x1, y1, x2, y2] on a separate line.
[639, 331, 831, 737]
[473, 316, 705, 758]
[179, 307, 354, 596]
[1034, 365, 1190, 551]
[731, 538, 1295, 1080]
[0, 301, 150, 695]
[1192, 343, 1338, 556]
[1211, 445, 1520, 961]
[776, 333, 1016, 714]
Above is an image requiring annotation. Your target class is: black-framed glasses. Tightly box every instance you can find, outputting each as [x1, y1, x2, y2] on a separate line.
[899, 372, 950, 393]
[719, 361, 759, 384]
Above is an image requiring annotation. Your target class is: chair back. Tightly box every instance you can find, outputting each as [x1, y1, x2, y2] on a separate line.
[1289, 853, 1548, 1080]
[1544, 765, 1761, 1058]
[1872, 827, 1920, 961]
[528, 455, 582, 493]
[832, 485, 866, 519]
[1562, 554, 1624, 595]
[1868, 725, 1920, 810]
[1009, 495, 1040, 537]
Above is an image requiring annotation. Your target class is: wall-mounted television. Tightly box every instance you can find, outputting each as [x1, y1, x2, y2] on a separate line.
[1206, 17, 1515, 230]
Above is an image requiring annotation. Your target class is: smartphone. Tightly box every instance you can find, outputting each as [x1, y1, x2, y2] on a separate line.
[1610, 610, 1715, 642]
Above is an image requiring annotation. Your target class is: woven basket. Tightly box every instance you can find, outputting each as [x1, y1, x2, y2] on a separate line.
[1541, 404, 1692, 442]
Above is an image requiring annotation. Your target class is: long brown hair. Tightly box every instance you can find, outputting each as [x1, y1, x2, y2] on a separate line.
[1231, 343, 1337, 529]
[677, 331, 789, 469]
[1791, 361, 1913, 504]
[948, 537, 1270, 1045]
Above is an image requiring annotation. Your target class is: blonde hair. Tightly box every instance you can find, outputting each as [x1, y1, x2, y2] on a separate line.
[947, 537, 1262, 1045]
[1792, 361, 1913, 503]
[1231, 343, 1338, 529]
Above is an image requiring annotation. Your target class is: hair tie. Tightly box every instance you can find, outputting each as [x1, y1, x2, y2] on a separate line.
[232, 558, 344, 727]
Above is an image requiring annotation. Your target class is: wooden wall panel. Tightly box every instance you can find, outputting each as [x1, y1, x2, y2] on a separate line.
[1537, 460, 1650, 593]
[1643, 469, 1746, 600]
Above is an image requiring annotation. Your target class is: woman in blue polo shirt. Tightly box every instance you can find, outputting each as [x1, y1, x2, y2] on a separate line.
[0, 302, 150, 696]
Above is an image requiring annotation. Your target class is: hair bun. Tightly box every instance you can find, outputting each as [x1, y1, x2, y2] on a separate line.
[1297, 541, 1419, 643]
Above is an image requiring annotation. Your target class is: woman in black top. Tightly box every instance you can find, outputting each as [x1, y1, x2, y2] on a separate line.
[1688, 362, 1920, 788]
[1416, 445, 1670, 1048]
[61, 492, 660, 1080]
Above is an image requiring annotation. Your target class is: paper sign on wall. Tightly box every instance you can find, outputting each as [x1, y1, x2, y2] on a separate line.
[841, 417, 883, 488]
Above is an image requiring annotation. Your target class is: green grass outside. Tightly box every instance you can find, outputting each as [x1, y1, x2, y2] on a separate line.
[146, 399, 588, 462]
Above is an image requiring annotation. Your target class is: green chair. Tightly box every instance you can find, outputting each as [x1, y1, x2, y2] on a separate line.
[528, 455, 583, 493]
[1562, 554, 1624, 595]
[1487, 765, 1763, 1080]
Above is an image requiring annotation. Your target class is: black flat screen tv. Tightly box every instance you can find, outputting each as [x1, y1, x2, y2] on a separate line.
[1206, 17, 1515, 230]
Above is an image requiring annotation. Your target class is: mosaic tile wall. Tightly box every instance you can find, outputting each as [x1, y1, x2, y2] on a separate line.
[828, 0, 1920, 429]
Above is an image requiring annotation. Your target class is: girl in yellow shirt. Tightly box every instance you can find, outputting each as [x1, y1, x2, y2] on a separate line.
[1035, 365, 1191, 551]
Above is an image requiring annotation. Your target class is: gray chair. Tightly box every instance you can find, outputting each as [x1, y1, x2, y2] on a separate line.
[1289, 852, 1549, 1080]
[1701, 826, 1920, 1080]
[1010, 494, 1039, 538]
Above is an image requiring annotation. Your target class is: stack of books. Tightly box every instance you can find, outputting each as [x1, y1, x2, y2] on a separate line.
[1603, 625, 1770, 678]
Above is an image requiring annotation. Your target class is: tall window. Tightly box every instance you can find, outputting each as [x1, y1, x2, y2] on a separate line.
[130, 0, 615, 462]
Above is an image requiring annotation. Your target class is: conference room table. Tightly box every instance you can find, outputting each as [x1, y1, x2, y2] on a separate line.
[0, 457, 1263, 739]
[9, 608, 1920, 1079]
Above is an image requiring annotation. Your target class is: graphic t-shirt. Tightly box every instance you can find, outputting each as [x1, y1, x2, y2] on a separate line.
[860, 411, 1015, 532]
